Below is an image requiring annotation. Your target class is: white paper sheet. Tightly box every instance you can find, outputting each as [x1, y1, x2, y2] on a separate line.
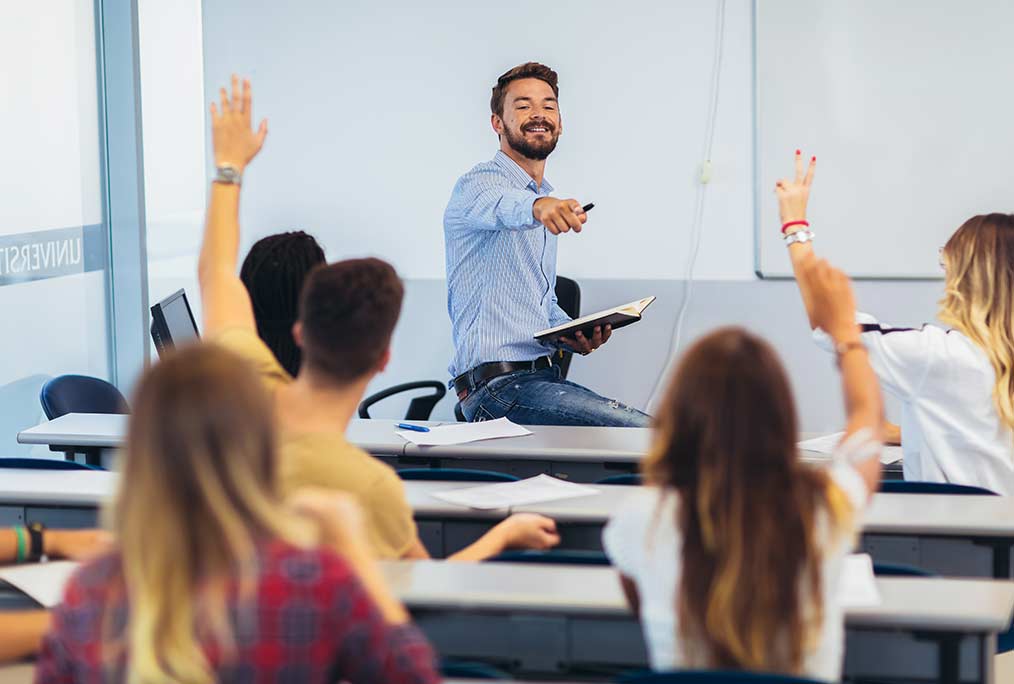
[396, 417, 532, 446]
[433, 474, 599, 510]
[0, 561, 79, 608]
[798, 432, 902, 465]
[837, 553, 881, 607]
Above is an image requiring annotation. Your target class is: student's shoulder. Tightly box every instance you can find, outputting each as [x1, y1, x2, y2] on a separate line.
[212, 326, 292, 385]
[262, 539, 355, 588]
[61, 550, 123, 605]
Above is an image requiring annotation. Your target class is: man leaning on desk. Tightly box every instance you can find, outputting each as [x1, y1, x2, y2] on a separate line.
[445, 62, 650, 427]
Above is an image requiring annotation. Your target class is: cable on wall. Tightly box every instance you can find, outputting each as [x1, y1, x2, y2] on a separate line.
[645, 0, 728, 413]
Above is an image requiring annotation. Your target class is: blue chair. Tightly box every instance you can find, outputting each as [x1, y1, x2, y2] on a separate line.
[438, 659, 511, 679]
[879, 481, 998, 495]
[597, 473, 642, 486]
[872, 562, 934, 577]
[39, 375, 127, 466]
[0, 457, 102, 471]
[618, 671, 825, 684]
[488, 549, 610, 565]
[397, 468, 518, 483]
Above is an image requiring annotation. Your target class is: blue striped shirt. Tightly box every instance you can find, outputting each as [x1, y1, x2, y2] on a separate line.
[444, 151, 571, 379]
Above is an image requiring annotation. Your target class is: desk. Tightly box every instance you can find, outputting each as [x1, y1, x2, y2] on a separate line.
[381, 560, 1013, 683]
[0, 469, 114, 528]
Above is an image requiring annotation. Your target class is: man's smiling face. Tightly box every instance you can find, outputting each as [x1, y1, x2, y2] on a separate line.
[496, 77, 562, 161]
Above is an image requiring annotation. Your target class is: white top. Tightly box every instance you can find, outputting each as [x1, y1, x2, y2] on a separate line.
[602, 458, 870, 681]
[815, 312, 1014, 494]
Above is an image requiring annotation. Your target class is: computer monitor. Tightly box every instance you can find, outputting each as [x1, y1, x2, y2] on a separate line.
[150, 289, 200, 357]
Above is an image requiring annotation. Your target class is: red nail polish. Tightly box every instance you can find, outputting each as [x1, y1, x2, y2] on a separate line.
[811, 156, 816, 161]
[795, 149, 801, 155]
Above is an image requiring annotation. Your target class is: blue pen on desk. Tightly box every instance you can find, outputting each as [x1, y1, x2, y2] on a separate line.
[397, 422, 430, 433]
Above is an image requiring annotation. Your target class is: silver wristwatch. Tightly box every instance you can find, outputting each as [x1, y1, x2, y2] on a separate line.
[784, 229, 815, 246]
[214, 164, 242, 185]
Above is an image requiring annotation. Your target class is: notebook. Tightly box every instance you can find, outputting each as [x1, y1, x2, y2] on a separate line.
[534, 296, 656, 343]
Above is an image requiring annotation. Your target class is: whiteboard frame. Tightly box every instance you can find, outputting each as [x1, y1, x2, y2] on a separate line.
[751, 0, 943, 282]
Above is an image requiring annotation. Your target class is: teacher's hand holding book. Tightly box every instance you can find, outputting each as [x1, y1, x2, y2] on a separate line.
[560, 324, 612, 355]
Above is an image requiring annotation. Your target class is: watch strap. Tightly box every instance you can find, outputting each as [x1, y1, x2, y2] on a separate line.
[784, 229, 815, 246]
[27, 522, 45, 562]
[214, 165, 242, 185]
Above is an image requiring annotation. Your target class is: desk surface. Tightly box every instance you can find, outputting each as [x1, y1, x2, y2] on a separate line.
[380, 559, 1014, 632]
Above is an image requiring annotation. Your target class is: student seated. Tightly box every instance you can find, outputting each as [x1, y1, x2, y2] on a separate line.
[0, 527, 107, 662]
[240, 230, 326, 376]
[197, 75, 559, 560]
[779, 151, 1014, 493]
[603, 259, 883, 680]
[35, 344, 439, 683]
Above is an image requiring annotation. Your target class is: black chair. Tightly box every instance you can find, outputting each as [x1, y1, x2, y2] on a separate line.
[488, 549, 610, 565]
[39, 375, 128, 466]
[597, 473, 642, 486]
[0, 457, 103, 471]
[879, 481, 998, 496]
[552, 275, 581, 380]
[872, 562, 934, 577]
[617, 670, 825, 684]
[398, 468, 518, 483]
[358, 381, 446, 420]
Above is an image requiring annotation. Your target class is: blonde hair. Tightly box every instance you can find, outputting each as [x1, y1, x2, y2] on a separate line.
[111, 344, 311, 684]
[938, 213, 1014, 433]
[644, 328, 852, 673]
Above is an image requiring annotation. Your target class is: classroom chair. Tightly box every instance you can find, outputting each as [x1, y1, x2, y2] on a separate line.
[597, 473, 643, 486]
[879, 481, 998, 496]
[397, 468, 518, 483]
[488, 549, 610, 565]
[359, 275, 582, 422]
[39, 375, 127, 466]
[357, 380, 446, 420]
[617, 671, 825, 684]
[0, 458, 103, 471]
[439, 659, 512, 679]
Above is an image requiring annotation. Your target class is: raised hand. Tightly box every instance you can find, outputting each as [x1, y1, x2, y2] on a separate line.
[533, 197, 588, 235]
[774, 149, 816, 228]
[799, 256, 857, 340]
[210, 75, 268, 173]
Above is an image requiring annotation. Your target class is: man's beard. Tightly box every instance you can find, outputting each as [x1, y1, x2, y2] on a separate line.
[503, 122, 559, 161]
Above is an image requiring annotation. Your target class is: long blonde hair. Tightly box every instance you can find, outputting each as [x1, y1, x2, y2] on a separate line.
[939, 213, 1014, 433]
[112, 344, 310, 683]
[644, 328, 853, 673]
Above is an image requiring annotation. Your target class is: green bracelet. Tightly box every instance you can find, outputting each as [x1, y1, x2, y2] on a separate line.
[13, 526, 26, 563]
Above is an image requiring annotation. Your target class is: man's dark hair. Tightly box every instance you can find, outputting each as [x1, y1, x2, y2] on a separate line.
[240, 231, 326, 376]
[298, 257, 404, 384]
[490, 62, 559, 118]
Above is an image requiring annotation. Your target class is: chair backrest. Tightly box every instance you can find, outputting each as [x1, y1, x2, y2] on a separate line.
[618, 670, 825, 684]
[397, 468, 518, 483]
[488, 549, 610, 565]
[872, 562, 935, 577]
[358, 380, 447, 420]
[596, 473, 643, 486]
[40, 375, 128, 420]
[0, 457, 104, 471]
[879, 480, 998, 496]
[553, 275, 582, 380]
[438, 659, 511, 680]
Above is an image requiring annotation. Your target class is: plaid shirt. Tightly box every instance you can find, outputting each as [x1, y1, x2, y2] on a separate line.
[34, 541, 439, 684]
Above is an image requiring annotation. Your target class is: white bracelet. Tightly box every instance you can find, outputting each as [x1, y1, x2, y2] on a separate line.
[784, 229, 814, 246]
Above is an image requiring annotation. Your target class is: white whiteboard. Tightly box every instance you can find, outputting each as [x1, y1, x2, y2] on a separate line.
[201, 0, 751, 281]
[755, 0, 1014, 278]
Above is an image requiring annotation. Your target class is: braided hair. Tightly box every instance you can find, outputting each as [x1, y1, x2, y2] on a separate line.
[240, 231, 326, 376]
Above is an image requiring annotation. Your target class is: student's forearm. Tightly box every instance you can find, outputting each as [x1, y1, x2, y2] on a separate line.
[788, 241, 819, 329]
[837, 334, 885, 490]
[197, 182, 241, 284]
[447, 525, 508, 562]
[0, 611, 50, 661]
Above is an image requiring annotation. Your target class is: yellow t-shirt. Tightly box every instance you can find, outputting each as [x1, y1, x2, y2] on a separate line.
[214, 327, 418, 559]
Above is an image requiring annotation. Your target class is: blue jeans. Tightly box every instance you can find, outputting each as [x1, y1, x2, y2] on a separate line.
[460, 366, 651, 427]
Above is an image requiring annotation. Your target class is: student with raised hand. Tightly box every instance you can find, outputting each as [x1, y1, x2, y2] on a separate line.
[240, 231, 326, 376]
[0, 527, 108, 662]
[603, 258, 883, 680]
[34, 344, 439, 684]
[778, 150, 1014, 493]
[198, 75, 559, 560]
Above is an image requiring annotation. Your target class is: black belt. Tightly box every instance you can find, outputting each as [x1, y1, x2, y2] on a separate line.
[454, 357, 552, 402]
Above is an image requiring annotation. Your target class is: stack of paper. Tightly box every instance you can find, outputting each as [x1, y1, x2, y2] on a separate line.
[837, 553, 881, 607]
[798, 432, 902, 465]
[0, 561, 79, 608]
[433, 474, 598, 510]
[396, 417, 533, 446]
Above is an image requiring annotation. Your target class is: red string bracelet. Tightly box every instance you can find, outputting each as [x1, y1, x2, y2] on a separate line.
[781, 220, 810, 234]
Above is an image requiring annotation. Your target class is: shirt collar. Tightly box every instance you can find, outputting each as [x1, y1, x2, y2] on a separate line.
[494, 150, 553, 193]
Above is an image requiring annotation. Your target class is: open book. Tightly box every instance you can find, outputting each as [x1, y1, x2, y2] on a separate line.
[535, 296, 656, 343]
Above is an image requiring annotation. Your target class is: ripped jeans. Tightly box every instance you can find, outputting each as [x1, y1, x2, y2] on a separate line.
[459, 365, 651, 427]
